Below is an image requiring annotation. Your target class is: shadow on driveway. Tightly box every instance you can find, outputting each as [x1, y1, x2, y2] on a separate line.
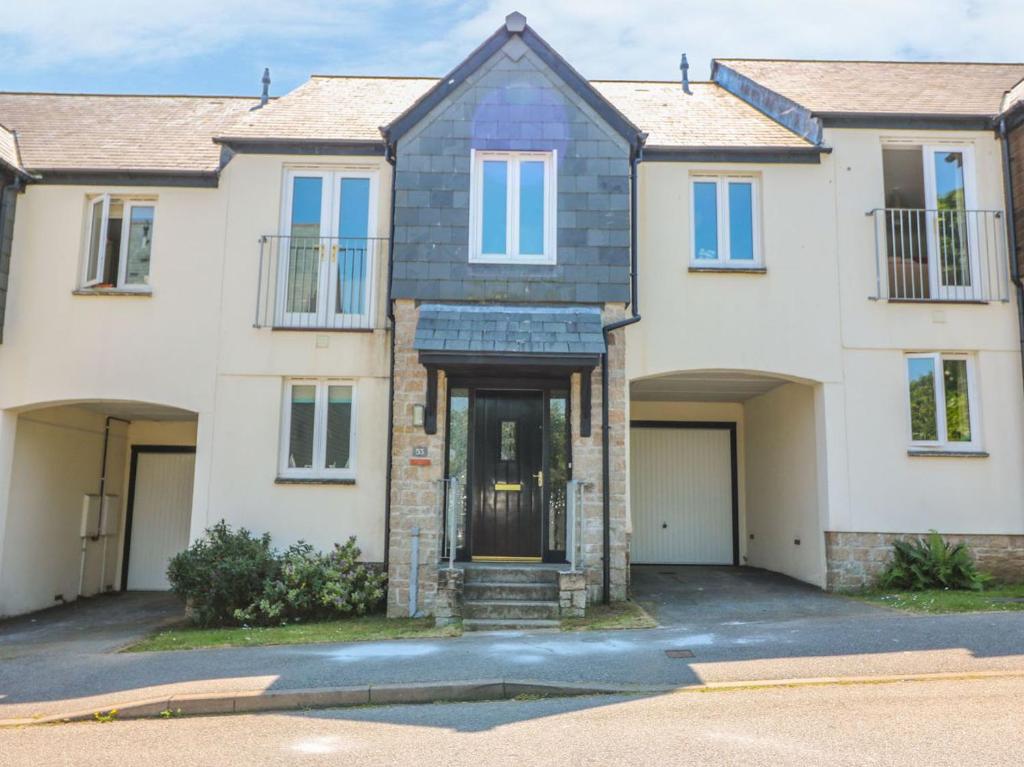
[631, 565, 882, 626]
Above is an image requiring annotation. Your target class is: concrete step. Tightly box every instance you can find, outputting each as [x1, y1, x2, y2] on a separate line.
[460, 565, 560, 585]
[463, 582, 559, 602]
[462, 618, 561, 632]
[462, 599, 561, 621]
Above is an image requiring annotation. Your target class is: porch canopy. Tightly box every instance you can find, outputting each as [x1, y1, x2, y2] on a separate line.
[413, 303, 605, 435]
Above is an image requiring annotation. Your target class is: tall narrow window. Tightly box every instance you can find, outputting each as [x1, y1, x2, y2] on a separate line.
[470, 150, 556, 264]
[690, 176, 760, 267]
[278, 170, 377, 329]
[82, 194, 155, 290]
[280, 379, 357, 479]
[905, 353, 979, 451]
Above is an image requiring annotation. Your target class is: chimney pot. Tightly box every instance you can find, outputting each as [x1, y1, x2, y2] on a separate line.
[260, 68, 271, 106]
[680, 53, 692, 95]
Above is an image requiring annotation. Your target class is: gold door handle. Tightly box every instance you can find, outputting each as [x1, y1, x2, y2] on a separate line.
[533, 470, 543, 487]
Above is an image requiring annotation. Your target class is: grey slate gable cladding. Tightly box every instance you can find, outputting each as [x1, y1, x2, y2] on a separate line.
[391, 39, 632, 304]
[0, 177, 16, 344]
[413, 304, 606, 355]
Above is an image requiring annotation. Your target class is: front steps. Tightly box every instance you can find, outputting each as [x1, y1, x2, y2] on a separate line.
[460, 564, 562, 631]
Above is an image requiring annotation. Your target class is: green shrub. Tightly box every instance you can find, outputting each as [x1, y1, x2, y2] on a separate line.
[234, 537, 387, 626]
[167, 521, 279, 627]
[878, 531, 992, 591]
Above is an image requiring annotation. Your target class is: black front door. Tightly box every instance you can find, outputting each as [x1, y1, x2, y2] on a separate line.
[471, 390, 544, 559]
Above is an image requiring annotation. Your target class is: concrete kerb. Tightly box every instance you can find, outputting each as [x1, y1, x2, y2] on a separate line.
[5, 670, 1024, 727]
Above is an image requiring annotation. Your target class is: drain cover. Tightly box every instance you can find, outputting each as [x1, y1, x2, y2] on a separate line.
[665, 649, 694, 659]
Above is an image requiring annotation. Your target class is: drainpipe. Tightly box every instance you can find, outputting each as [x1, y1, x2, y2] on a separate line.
[599, 138, 645, 604]
[998, 117, 1024, 399]
[383, 141, 398, 572]
[78, 415, 130, 597]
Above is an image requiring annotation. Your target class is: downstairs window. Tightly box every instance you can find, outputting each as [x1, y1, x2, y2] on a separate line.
[280, 379, 356, 479]
[906, 353, 980, 451]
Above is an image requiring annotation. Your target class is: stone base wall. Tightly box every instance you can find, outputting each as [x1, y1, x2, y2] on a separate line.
[434, 568, 463, 626]
[575, 304, 629, 604]
[387, 300, 447, 617]
[558, 570, 587, 618]
[825, 531, 1024, 591]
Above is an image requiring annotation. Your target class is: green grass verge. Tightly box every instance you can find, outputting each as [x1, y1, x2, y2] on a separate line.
[560, 600, 658, 631]
[854, 585, 1024, 614]
[124, 615, 461, 653]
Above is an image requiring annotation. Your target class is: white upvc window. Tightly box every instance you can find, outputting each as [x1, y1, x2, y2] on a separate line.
[82, 194, 156, 290]
[469, 149, 557, 265]
[905, 353, 981, 451]
[279, 378, 357, 479]
[690, 174, 761, 267]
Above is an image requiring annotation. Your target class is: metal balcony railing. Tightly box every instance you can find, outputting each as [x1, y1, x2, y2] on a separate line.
[868, 208, 1009, 303]
[255, 236, 388, 330]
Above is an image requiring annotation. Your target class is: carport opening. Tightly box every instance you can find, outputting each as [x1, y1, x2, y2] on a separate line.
[629, 371, 825, 590]
[0, 401, 197, 618]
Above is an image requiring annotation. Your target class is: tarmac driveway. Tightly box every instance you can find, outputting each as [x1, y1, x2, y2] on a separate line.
[0, 592, 183, 661]
[631, 565, 884, 627]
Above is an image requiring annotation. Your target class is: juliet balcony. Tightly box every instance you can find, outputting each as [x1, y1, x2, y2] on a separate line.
[254, 235, 389, 330]
[867, 208, 1009, 303]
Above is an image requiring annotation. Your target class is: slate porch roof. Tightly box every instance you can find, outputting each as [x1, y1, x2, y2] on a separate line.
[715, 59, 1024, 118]
[413, 304, 605, 355]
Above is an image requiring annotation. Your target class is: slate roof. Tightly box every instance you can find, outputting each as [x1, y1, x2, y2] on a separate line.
[716, 59, 1024, 117]
[1003, 78, 1024, 115]
[0, 93, 258, 174]
[591, 81, 813, 149]
[0, 124, 24, 175]
[413, 304, 606, 355]
[216, 76, 436, 144]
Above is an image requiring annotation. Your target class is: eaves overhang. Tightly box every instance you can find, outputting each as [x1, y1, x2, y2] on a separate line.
[643, 144, 829, 164]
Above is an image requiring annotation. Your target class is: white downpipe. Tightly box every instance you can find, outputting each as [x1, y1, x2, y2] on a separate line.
[447, 477, 459, 570]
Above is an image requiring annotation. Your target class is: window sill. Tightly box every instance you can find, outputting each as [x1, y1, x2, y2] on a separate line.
[73, 288, 153, 297]
[469, 256, 557, 266]
[688, 265, 766, 274]
[907, 449, 989, 458]
[275, 476, 356, 485]
[270, 326, 375, 333]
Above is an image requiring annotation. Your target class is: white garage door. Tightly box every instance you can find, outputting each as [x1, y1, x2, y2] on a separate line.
[630, 426, 734, 565]
[126, 451, 196, 591]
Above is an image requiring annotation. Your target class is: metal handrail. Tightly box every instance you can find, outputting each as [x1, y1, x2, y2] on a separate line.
[566, 479, 583, 572]
[254, 235, 389, 329]
[866, 208, 1008, 302]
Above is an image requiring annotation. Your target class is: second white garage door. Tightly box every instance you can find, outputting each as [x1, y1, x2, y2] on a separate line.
[630, 425, 735, 565]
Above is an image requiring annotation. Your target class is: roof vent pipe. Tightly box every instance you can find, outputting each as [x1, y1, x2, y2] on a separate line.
[260, 68, 271, 106]
[680, 53, 692, 95]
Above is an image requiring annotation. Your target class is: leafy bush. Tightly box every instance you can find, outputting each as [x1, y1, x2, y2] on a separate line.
[234, 537, 387, 626]
[878, 531, 992, 591]
[167, 523, 386, 627]
[167, 521, 279, 627]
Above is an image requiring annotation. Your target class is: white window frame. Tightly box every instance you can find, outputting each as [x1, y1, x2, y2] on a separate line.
[278, 378, 358, 479]
[468, 149, 557, 265]
[905, 352, 981, 451]
[81, 193, 156, 291]
[689, 174, 761, 267]
[276, 167, 379, 328]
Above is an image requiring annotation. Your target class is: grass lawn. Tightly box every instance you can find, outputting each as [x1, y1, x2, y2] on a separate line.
[560, 600, 658, 631]
[125, 615, 461, 653]
[854, 584, 1024, 614]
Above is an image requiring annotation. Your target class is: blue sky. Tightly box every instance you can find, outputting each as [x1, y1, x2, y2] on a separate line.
[2, 1, 1023, 97]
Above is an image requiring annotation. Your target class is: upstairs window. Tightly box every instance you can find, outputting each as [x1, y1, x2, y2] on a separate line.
[690, 175, 760, 267]
[905, 353, 980, 451]
[280, 378, 356, 479]
[83, 194, 155, 290]
[469, 150, 556, 264]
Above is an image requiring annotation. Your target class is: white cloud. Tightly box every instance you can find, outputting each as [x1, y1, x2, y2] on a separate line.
[1, 0, 1022, 86]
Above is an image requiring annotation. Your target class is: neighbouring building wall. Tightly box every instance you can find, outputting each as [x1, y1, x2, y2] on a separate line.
[0, 407, 127, 617]
[743, 383, 826, 587]
[1007, 121, 1024, 276]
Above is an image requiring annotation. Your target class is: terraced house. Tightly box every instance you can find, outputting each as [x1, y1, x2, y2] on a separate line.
[1, 13, 1023, 623]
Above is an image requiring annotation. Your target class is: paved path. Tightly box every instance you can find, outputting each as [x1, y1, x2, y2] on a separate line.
[3, 675, 1022, 765]
[2, 602, 1023, 721]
